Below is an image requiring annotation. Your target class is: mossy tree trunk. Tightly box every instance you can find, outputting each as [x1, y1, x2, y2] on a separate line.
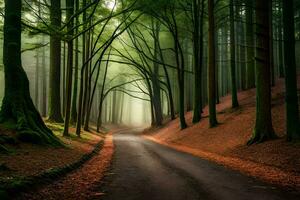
[0, 0, 60, 145]
[282, 0, 300, 141]
[48, 0, 64, 123]
[248, 0, 277, 145]
[208, 0, 218, 127]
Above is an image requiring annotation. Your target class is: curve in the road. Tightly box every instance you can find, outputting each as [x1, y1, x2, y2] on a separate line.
[99, 130, 300, 200]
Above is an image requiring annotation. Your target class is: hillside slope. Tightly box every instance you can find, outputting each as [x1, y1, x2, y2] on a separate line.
[145, 77, 300, 190]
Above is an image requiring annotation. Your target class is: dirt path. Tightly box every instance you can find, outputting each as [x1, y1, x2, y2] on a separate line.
[100, 129, 300, 200]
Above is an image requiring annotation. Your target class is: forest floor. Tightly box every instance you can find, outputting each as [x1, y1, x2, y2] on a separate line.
[0, 123, 123, 200]
[0, 124, 104, 179]
[144, 77, 300, 191]
[17, 132, 114, 200]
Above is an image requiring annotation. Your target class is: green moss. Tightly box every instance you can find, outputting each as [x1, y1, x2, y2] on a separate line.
[1, 119, 17, 130]
[45, 122, 64, 132]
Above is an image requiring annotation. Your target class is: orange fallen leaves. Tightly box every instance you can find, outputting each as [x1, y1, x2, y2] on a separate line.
[144, 77, 300, 190]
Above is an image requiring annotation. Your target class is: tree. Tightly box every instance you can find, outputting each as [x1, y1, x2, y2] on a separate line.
[192, 0, 205, 123]
[248, 0, 277, 145]
[245, 0, 255, 89]
[48, 0, 64, 123]
[207, 0, 218, 127]
[63, 0, 75, 136]
[282, 0, 300, 141]
[0, 0, 60, 145]
[71, 0, 80, 124]
[229, 0, 239, 108]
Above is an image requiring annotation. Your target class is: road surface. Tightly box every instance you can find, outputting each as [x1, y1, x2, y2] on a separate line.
[99, 129, 300, 200]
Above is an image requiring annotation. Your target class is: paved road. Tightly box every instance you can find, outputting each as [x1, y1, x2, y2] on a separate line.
[100, 130, 300, 200]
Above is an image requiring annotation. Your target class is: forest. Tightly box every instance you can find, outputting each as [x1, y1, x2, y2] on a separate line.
[0, 0, 300, 199]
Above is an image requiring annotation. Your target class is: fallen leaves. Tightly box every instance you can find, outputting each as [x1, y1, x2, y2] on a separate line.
[144, 77, 300, 190]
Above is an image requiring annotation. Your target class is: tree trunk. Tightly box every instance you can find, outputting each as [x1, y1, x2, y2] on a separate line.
[152, 20, 163, 126]
[230, 0, 239, 108]
[208, 0, 218, 127]
[63, 0, 74, 137]
[48, 0, 63, 122]
[282, 0, 300, 141]
[75, 0, 87, 136]
[35, 46, 40, 109]
[192, 0, 204, 123]
[278, 2, 285, 78]
[71, 0, 79, 124]
[245, 0, 255, 89]
[0, 0, 60, 145]
[248, 0, 277, 145]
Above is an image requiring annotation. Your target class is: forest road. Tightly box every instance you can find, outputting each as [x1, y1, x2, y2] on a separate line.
[99, 129, 300, 200]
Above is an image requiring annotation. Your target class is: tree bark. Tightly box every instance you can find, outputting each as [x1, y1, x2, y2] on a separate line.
[245, 0, 255, 89]
[248, 0, 277, 145]
[208, 0, 218, 127]
[230, 0, 239, 108]
[63, 0, 74, 137]
[71, 0, 80, 124]
[282, 0, 300, 141]
[48, 0, 63, 122]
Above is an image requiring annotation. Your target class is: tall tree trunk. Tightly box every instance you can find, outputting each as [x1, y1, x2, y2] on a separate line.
[278, 2, 285, 78]
[35, 47, 40, 109]
[269, 0, 275, 87]
[208, 0, 218, 127]
[156, 25, 175, 120]
[245, 0, 255, 89]
[152, 19, 163, 126]
[230, 0, 239, 108]
[96, 58, 109, 132]
[282, 0, 300, 141]
[0, 0, 60, 145]
[75, 0, 87, 136]
[42, 36, 47, 117]
[172, 18, 187, 130]
[62, 42, 66, 117]
[48, 0, 63, 122]
[71, 0, 79, 124]
[63, 0, 74, 137]
[248, 0, 277, 145]
[192, 0, 204, 123]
